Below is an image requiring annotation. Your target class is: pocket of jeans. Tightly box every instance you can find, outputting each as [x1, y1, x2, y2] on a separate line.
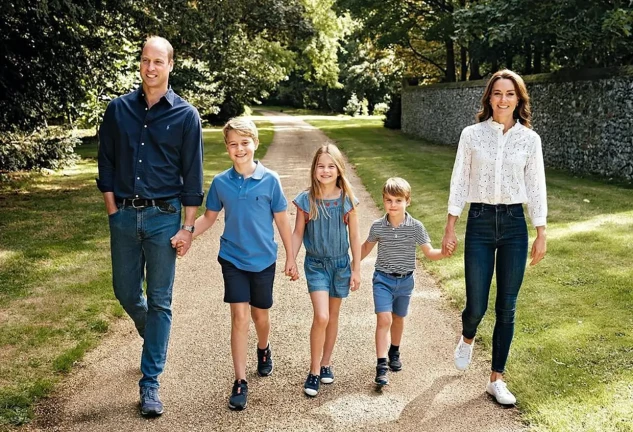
[508, 207, 525, 219]
[108, 204, 122, 218]
[157, 204, 179, 214]
[468, 209, 482, 219]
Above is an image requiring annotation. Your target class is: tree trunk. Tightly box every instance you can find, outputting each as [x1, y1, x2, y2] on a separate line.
[506, 50, 513, 70]
[524, 42, 533, 75]
[445, 39, 456, 82]
[460, 45, 468, 81]
[534, 45, 542, 73]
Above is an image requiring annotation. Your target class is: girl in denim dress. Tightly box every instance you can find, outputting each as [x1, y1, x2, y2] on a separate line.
[291, 144, 361, 397]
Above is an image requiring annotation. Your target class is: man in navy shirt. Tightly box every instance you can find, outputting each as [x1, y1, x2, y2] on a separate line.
[97, 36, 203, 417]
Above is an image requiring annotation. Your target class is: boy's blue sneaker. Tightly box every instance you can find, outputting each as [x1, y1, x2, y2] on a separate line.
[388, 350, 402, 372]
[320, 365, 334, 384]
[139, 386, 164, 417]
[228, 379, 248, 411]
[375, 364, 389, 387]
[304, 373, 320, 397]
[257, 344, 274, 377]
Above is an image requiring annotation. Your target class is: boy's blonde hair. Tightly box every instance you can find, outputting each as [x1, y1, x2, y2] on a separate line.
[383, 177, 411, 202]
[222, 117, 259, 143]
[307, 144, 357, 220]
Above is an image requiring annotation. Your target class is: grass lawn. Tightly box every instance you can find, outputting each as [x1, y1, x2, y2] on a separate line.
[0, 122, 273, 427]
[307, 117, 633, 432]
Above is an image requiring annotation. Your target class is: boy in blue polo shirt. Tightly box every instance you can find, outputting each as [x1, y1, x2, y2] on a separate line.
[173, 117, 298, 410]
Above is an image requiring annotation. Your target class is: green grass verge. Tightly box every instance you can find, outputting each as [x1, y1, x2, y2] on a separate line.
[307, 117, 633, 432]
[0, 121, 273, 427]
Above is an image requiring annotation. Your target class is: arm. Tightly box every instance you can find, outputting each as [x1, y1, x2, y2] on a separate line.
[274, 210, 299, 280]
[102, 192, 118, 216]
[171, 208, 219, 256]
[347, 210, 361, 291]
[419, 243, 449, 261]
[361, 240, 376, 260]
[530, 225, 547, 266]
[447, 128, 472, 219]
[442, 214, 459, 256]
[179, 109, 204, 207]
[97, 103, 116, 214]
[291, 209, 306, 260]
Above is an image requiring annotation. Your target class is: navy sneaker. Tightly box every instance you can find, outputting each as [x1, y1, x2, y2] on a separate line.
[304, 373, 320, 397]
[228, 379, 248, 411]
[320, 365, 334, 384]
[375, 364, 389, 387]
[139, 386, 164, 417]
[257, 344, 274, 377]
[388, 350, 402, 372]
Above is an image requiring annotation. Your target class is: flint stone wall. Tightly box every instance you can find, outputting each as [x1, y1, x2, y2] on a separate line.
[401, 67, 633, 181]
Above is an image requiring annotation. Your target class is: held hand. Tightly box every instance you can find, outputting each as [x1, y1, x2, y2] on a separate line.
[442, 231, 458, 256]
[170, 230, 193, 257]
[285, 258, 299, 281]
[350, 270, 361, 292]
[529, 235, 547, 266]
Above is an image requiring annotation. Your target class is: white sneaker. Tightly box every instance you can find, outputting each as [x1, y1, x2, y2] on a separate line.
[486, 379, 517, 405]
[454, 336, 474, 371]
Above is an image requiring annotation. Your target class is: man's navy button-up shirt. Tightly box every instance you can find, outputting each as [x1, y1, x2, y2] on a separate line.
[97, 87, 204, 207]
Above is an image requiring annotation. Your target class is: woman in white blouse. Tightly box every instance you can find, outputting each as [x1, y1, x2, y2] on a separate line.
[442, 69, 547, 405]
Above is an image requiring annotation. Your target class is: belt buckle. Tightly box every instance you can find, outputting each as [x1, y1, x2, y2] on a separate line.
[131, 198, 145, 209]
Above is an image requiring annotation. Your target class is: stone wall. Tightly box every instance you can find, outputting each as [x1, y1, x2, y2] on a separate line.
[401, 67, 633, 181]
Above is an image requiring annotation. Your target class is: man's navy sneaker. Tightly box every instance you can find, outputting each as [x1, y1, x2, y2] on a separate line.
[139, 386, 164, 417]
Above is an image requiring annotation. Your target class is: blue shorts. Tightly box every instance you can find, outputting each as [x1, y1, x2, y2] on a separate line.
[372, 270, 414, 317]
[304, 254, 351, 298]
[218, 256, 275, 309]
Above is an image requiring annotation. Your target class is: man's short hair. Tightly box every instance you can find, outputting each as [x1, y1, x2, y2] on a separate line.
[143, 36, 174, 62]
[223, 117, 259, 142]
[383, 177, 411, 201]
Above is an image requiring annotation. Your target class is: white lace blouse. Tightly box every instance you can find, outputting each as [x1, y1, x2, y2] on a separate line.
[448, 118, 547, 227]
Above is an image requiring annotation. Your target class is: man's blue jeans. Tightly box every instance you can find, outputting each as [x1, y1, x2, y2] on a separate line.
[462, 203, 528, 373]
[108, 198, 181, 388]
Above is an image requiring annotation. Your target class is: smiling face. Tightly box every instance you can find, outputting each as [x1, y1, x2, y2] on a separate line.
[140, 39, 173, 93]
[225, 130, 258, 167]
[382, 193, 409, 218]
[314, 153, 339, 187]
[489, 78, 519, 121]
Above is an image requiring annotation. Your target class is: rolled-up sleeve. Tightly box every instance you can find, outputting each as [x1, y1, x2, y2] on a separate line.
[447, 127, 472, 217]
[180, 108, 204, 206]
[525, 135, 548, 227]
[96, 103, 116, 193]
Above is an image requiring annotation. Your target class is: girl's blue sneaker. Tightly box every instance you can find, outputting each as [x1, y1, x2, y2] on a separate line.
[319, 365, 334, 384]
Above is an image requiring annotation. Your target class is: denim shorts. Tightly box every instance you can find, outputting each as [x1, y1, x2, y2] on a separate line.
[372, 270, 415, 317]
[304, 254, 351, 298]
[218, 256, 275, 309]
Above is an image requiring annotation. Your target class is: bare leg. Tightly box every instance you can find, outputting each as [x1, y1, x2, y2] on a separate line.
[230, 302, 250, 380]
[250, 306, 270, 350]
[321, 297, 343, 367]
[390, 313, 404, 347]
[309, 291, 330, 375]
[375, 312, 392, 358]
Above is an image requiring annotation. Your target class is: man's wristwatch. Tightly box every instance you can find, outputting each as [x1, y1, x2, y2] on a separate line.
[181, 224, 195, 233]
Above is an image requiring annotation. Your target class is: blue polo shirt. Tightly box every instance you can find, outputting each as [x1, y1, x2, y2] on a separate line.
[206, 161, 287, 272]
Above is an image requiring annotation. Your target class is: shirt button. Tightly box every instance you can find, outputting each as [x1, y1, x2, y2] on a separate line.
[137, 177, 140, 180]
[135, 194, 139, 198]
[144, 125, 147, 128]
[145, 108, 148, 111]
[141, 143, 145, 146]
[139, 160, 142, 162]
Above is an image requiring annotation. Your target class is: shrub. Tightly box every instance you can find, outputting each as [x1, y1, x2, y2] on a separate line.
[0, 129, 80, 172]
[344, 93, 361, 116]
[372, 102, 389, 116]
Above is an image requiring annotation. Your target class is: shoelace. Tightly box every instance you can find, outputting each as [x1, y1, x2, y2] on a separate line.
[457, 342, 471, 358]
[321, 366, 331, 376]
[492, 381, 511, 397]
[307, 374, 319, 386]
[142, 388, 159, 402]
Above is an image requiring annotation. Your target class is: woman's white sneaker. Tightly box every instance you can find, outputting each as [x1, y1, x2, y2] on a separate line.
[454, 336, 474, 371]
[486, 379, 516, 405]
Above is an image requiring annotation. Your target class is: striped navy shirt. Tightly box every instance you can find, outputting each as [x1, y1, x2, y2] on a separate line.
[367, 212, 431, 274]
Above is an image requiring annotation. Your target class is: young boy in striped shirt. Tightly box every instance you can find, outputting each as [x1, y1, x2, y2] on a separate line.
[361, 177, 454, 386]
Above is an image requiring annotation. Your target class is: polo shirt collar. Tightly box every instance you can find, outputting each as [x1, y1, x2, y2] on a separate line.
[381, 212, 414, 227]
[135, 86, 175, 106]
[229, 161, 266, 180]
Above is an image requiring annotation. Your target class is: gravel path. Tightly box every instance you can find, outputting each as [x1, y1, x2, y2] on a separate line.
[25, 113, 525, 432]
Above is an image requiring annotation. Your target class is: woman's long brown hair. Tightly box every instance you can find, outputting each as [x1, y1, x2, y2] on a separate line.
[476, 69, 532, 129]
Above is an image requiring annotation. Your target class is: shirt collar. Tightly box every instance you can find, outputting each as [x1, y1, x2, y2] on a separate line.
[135, 86, 175, 106]
[486, 117, 522, 132]
[381, 212, 413, 227]
[229, 161, 265, 180]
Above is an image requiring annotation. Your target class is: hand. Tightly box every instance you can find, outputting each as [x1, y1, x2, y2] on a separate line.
[529, 235, 547, 266]
[285, 258, 299, 281]
[350, 270, 361, 291]
[170, 229, 193, 257]
[442, 231, 458, 256]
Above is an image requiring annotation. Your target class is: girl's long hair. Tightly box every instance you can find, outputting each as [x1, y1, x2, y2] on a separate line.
[307, 144, 357, 220]
[476, 69, 532, 129]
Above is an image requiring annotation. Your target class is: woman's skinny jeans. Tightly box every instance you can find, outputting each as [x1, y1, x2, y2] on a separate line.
[462, 203, 528, 373]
